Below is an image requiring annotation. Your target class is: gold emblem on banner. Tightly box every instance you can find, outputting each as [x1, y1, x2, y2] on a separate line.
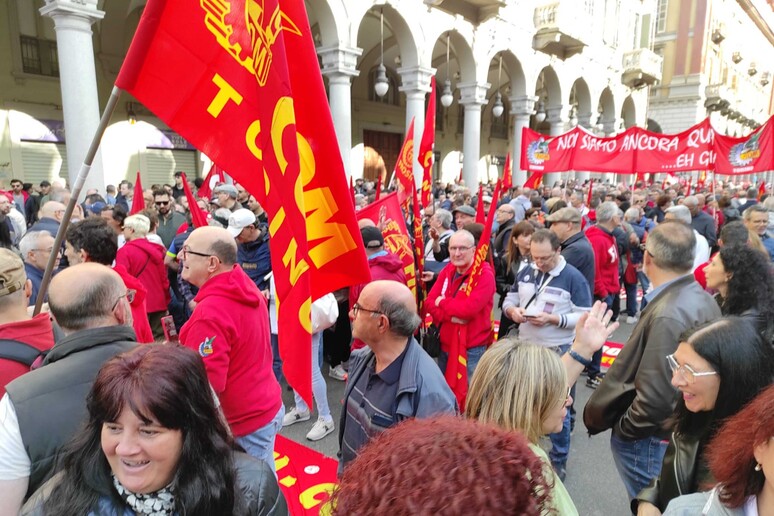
[201, 0, 301, 86]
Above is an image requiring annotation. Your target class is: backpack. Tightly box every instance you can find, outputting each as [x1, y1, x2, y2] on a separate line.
[0, 339, 48, 369]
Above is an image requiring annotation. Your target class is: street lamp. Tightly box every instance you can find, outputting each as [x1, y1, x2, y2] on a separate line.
[374, 9, 389, 98]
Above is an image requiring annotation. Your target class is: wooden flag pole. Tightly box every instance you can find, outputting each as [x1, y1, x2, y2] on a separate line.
[34, 86, 123, 315]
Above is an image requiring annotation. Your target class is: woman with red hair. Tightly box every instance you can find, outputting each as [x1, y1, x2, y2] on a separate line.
[330, 415, 551, 515]
[663, 384, 774, 515]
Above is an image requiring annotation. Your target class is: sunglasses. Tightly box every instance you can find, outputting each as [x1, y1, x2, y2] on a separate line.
[155, 201, 169, 206]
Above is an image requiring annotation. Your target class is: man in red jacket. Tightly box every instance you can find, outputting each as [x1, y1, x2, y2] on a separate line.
[179, 226, 283, 474]
[584, 201, 621, 388]
[425, 229, 495, 383]
[348, 225, 408, 353]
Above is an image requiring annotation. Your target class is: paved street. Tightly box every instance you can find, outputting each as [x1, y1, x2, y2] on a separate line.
[279, 317, 637, 515]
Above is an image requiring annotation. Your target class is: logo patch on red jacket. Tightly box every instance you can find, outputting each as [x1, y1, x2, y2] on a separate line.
[198, 336, 215, 357]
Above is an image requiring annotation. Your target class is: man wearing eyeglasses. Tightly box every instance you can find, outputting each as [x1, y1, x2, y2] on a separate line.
[178, 226, 283, 474]
[339, 280, 457, 472]
[153, 189, 186, 249]
[0, 263, 138, 513]
[18, 231, 59, 307]
[584, 220, 721, 505]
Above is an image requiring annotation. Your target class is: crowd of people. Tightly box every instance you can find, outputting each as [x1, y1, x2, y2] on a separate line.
[0, 171, 772, 515]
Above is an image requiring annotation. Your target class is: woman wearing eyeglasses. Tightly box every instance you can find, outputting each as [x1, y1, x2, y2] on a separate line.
[663, 384, 774, 515]
[634, 317, 774, 516]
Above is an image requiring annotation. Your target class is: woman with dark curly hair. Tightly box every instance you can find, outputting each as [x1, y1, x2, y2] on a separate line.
[703, 244, 774, 345]
[22, 344, 286, 515]
[634, 317, 774, 516]
[495, 221, 534, 337]
[330, 415, 551, 516]
[663, 384, 774, 515]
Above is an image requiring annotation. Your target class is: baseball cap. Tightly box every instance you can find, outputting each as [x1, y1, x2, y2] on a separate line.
[482, 195, 493, 204]
[227, 208, 256, 238]
[360, 226, 384, 249]
[452, 205, 476, 217]
[0, 249, 26, 297]
[214, 184, 238, 198]
[546, 207, 582, 223]
[89, 201, 107, 215]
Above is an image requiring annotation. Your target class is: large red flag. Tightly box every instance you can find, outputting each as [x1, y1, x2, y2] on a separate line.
[502, 153, 513, 191]
[394, 118, 415, 213]
[445, 180, 502, 410]
[198, 163, 224, 200]
[411, 184, 425, 301]
[116, 0, 370, 406]
[181, 173, 209, 228]
[419, 77, 436, 208]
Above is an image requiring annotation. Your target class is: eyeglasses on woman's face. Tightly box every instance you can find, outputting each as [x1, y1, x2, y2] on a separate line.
[666, 354, 717, 384]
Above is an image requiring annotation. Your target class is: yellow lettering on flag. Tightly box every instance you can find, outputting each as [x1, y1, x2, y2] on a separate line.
[208, 73, 243, 117]
[282, 239, 310, 289]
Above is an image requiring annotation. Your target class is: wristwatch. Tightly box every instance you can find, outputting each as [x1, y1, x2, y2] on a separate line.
[568, 349, 592, 367]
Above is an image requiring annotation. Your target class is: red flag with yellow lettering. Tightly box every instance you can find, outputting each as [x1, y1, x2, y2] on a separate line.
[445, 180, 502, 410]
[116, 0, 369, 406]
[418, 77, 435, 208]
[394, 119, 415, 213]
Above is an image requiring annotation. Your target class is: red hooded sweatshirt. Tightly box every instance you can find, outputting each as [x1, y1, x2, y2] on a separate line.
[112, 264, 154, 343]
[116, 238, 170, 313]
[585, 225, 620, 298]
[179, 265, 281, 437]
[349, 252, 408, 350]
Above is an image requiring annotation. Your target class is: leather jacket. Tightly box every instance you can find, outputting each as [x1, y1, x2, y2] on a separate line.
[584, 275, 721, 440]
[634, 431, 713, 513]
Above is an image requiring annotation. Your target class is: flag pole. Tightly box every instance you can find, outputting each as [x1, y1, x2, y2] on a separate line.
[34, 86, 124, 315]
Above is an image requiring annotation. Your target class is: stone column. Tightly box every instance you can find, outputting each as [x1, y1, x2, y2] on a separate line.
[509, 95, 537, 187]
[545, 104, 571, 187]
[40, 0, 105, 199]
[319, 45, 362, 179]
[603, 118, 623, 184]
[575, 113, 593, 183]
[398, 66, 434, 188]
[458, 82, 489, 188]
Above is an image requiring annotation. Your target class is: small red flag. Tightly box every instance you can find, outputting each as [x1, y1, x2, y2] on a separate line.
[130, 171, 144, 215]
[419, 77, 436, 208]
[502, 153, 513, 191]
[458, 168, 463, 184]
[523, 171, 543, 190]
[586, 179, 594, 208]
[181, 173, 208, 228]
[475, 184, 485, 224]
[758, 180, 767, 201]
[198, 163, 224, 200]
[375, 173, 382, 201]
[349, 176, 356, 209]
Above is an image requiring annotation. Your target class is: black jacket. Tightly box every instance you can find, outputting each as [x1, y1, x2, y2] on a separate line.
[584, 276, 721, 440]
[634, 430, 712, 513]
[22, 451, 288, 515]
[6, 325, 138, 497]
[560, 231, 595, 299]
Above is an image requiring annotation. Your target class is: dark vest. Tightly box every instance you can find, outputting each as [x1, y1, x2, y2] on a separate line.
[6, 325, 137, 498]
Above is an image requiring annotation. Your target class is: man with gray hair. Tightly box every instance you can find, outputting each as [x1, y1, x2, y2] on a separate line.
[426, 208, 454, 267]
[665, 204, 709, 269]
[583, 201, 621, 388]
[0, 263, 138, 512]
[339, 280, 457, 472]
[585, 220, 720, 505]
[19, 231, 59, 307]
[683, 195, 717, 248]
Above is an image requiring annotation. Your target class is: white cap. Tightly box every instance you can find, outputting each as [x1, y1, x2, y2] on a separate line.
[226, 208, 256, 238]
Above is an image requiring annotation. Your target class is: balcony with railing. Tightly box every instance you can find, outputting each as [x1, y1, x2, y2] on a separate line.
[704, 84, 733, 112]
[532, 2, 592, 58]
[621, 49, 663, 89]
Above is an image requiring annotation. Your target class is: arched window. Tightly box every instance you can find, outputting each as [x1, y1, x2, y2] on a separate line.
[368, 66, 401, 106]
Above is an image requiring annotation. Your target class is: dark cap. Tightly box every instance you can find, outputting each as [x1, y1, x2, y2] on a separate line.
[39, 180, 51, 187]
[360, 226, 384, 249]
